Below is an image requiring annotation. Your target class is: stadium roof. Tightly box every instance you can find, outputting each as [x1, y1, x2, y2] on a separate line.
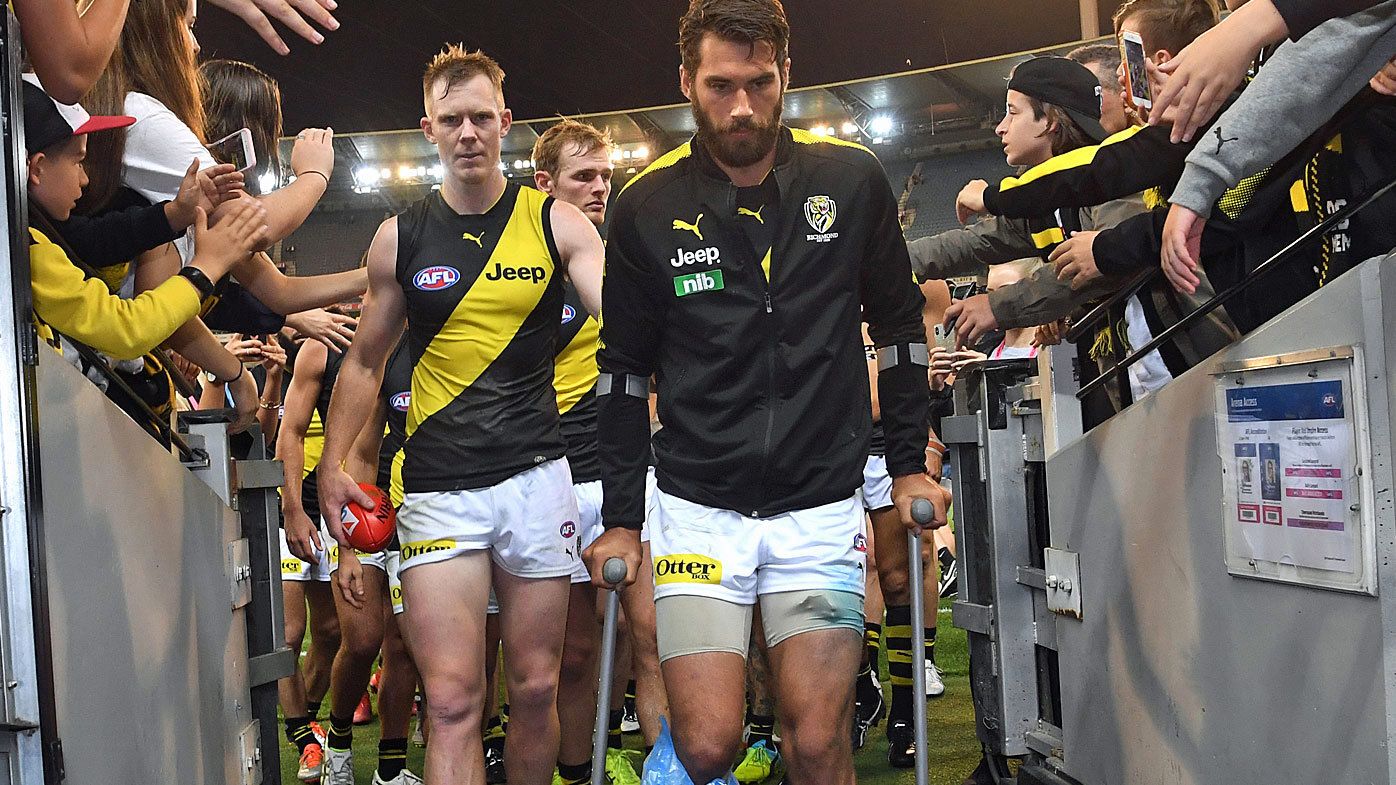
[199, 0, 1124, 133]
[268, 36, 1106, 213]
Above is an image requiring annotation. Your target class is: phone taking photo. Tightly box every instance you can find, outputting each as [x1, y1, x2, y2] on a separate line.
[209, 127, 257, 173]
[1121, 31, 1152, 111]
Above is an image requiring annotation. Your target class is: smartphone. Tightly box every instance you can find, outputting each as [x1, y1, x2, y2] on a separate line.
[209, 128, 257, 173]
[1121, 31, 1152, 111]
[950, 280, 982, 301]
[933, 323, 957, 352]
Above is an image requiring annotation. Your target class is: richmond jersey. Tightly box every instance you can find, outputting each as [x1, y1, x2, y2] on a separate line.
[555, 280, 600, 484]
[380, 337, 412, 503]
[392, 183, 568, 495]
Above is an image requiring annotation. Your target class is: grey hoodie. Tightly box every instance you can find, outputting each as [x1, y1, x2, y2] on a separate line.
[1170, 0, 1396, 216]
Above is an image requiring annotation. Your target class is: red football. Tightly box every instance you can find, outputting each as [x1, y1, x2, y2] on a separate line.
[341, 484, 396, 553]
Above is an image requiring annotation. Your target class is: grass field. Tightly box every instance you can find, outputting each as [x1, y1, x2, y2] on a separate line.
[279, 601, 981, 785]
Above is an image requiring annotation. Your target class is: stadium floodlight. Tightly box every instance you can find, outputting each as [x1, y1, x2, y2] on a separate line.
[355, 166, 380, 186]
[634, 145, 650, 160]
[428, 164, 444, 180]
[258, 171, 279, 193]
[610, 148, 625, 163]
[842, 121, 859, 136]
[869, 115, 895, 136]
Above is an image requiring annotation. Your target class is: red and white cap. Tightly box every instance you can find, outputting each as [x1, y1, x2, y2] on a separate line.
[22, 73, 135, 155]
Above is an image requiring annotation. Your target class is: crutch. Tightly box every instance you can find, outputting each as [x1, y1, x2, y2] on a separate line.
[591, 557, 630, 785]
[908, 498, 936, 785]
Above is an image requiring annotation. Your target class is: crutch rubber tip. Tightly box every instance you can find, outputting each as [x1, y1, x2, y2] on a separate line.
[602, 557, 627, 586]
[911, 498, 935, 526]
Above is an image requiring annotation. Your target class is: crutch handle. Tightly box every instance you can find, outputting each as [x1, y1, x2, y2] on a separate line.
[911, 497, 936, 527]
[602, 556, 628, 587]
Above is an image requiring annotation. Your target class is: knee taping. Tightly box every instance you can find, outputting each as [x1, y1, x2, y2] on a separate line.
[655, 595, 753, 663]
[760, 589, 864, 648]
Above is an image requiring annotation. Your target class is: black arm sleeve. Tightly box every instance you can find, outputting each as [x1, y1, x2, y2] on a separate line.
[53, 202, 180, 270]
[597, 199, 666, 530]
[859, 163, 930, 479]
[1092, 209, 1170, 277]
[1272, 0, 1383, 40]
[982, 126, 1190, 218]
[202, 281, 287, 334]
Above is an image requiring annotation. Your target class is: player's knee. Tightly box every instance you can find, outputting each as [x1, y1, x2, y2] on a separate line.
[423, 682, 484, 731]
[341, 623, 384, 664]
[560, 635, 597, 683]
[676, 732, 742, 782]
[381, 630, 411, 667]
[506, 669, 560, 714]
[284, 617, 308, 648]
[781, 714, 848, 765]
[311, 615, 341, 653]
[877, 565, 911, 602]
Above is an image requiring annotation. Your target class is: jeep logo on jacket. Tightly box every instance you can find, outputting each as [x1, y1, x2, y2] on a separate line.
[596, 126, 931, 528]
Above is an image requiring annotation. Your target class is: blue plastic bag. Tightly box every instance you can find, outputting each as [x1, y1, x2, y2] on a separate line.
[641, 717, 737, 785]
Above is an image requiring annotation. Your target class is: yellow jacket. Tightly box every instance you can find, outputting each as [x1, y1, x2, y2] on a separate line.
[29, 227, 200, 361]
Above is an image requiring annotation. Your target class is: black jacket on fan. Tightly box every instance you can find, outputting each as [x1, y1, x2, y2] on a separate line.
[597, 126, 930, 529]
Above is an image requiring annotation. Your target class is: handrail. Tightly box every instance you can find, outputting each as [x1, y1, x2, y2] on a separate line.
[1063, 267, 1157, 345]
[61, 341, 207, 466]
[1075, 171, 1396, 401]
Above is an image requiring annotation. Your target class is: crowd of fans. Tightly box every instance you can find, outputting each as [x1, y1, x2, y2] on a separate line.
[19, 0, 358, 437]
[930, 0, 1396, 426]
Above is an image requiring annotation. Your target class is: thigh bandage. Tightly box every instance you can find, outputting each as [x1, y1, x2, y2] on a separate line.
[759, 589, 865, 648]
[655, 594, 753, 662]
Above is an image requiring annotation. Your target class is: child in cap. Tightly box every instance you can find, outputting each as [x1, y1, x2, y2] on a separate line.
[24, 73, 269, 361]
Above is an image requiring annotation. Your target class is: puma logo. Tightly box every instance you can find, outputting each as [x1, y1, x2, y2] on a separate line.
[1213, 126, 1239, 154]
[462, 231, 485, 248]
[672, 214, 704, 241]
[737, 206, 765, 225]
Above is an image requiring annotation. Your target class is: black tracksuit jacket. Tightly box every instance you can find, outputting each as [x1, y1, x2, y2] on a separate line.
[597, 127, 929, 529]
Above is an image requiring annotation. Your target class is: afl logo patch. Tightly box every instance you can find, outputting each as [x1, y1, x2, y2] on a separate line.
[853, 533, 868, 553]
[413, 265, 460, 291]
[390, 391, 411, 412]
[560, 521, 577, 539]
[561, 304, 577, 324]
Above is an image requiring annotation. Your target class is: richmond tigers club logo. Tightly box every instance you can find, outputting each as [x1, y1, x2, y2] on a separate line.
[804, 195, 837, 234]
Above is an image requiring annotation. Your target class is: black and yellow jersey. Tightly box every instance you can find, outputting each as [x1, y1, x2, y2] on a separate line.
[379, 337, 412, 504]
[392, 183, 567, 494]
[555, 280, 600, 484]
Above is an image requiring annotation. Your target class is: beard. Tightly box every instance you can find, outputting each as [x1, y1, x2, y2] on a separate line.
[691, 94, 783, 170]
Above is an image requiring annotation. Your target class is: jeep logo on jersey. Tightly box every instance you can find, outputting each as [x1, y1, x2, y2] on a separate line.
[669, 246, 722, 268]
[673, 270, 725, 298]
[654, 554, 722, 585]
[559, 521, 577, 539]
[390, 391, 411, 412]
[804, 195, 840, 242]
[484, 263, 547, 283]
[561, 304, 577, 324]
[414, 265, 460, 291]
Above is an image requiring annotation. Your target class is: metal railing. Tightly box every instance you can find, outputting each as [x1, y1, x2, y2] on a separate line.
[61, 341, 209, 467]
[1068, 172, 1396, 402]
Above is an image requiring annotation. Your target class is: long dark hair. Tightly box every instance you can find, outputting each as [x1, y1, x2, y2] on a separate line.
[80, 0, 205, 212]
[201, 59, 284, 183]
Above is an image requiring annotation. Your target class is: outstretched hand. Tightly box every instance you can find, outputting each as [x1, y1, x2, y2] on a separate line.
[206, 0, 340, 56]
